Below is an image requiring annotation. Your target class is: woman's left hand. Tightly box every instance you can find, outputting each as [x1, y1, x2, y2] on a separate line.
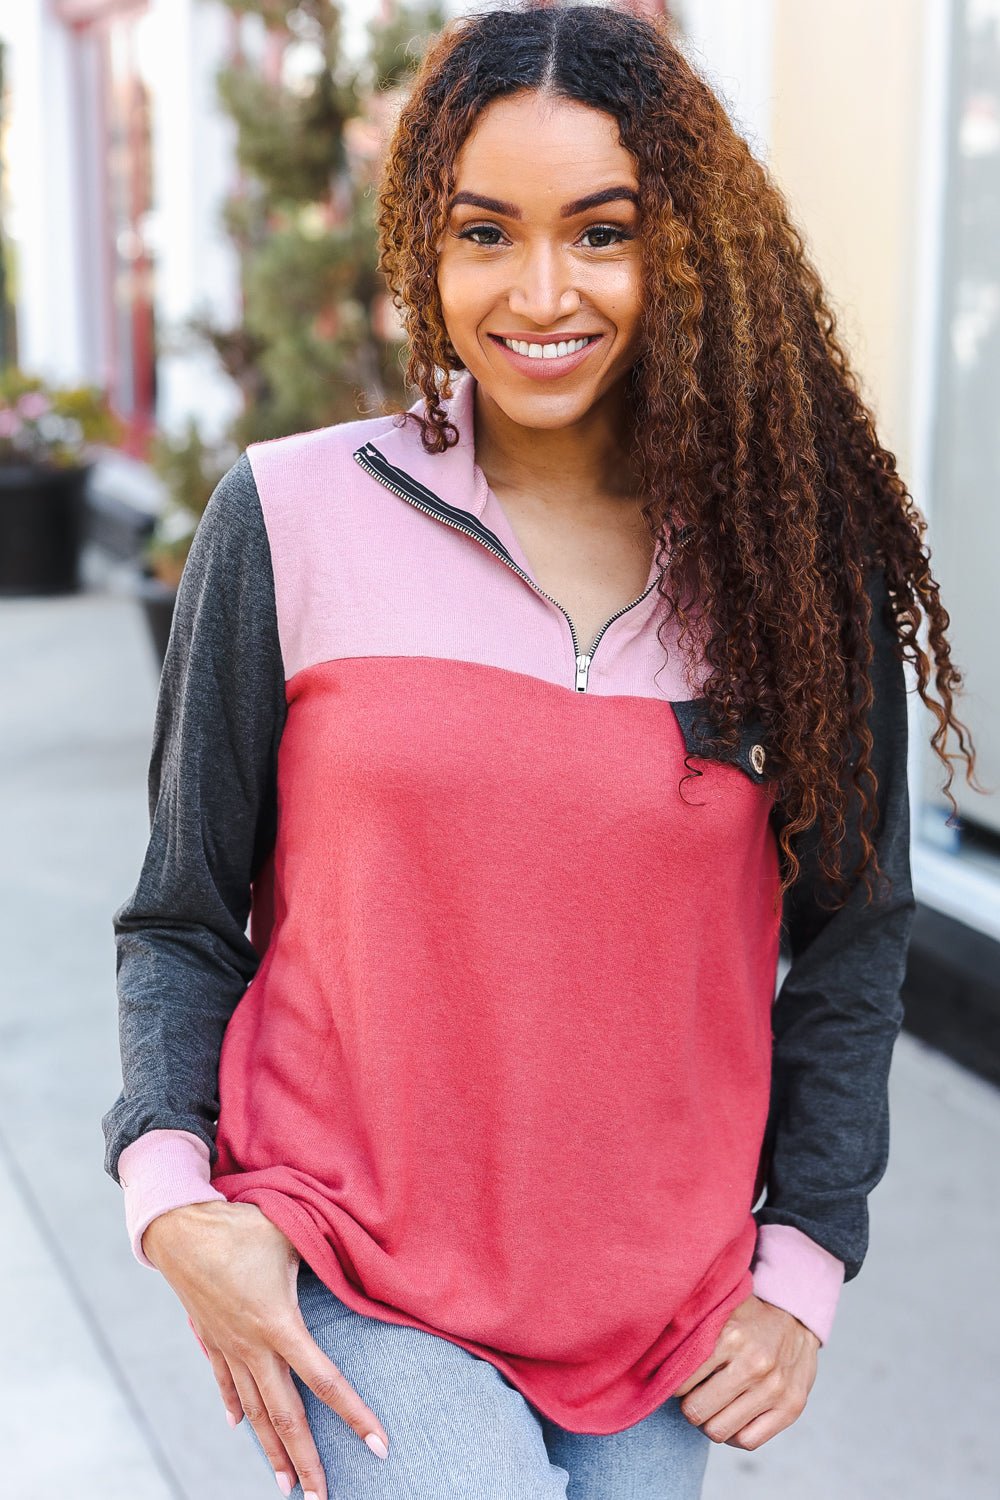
[674, 1294, 819, 1450]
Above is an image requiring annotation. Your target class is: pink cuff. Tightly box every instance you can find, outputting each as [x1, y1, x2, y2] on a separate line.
[117, 1128, 226, 1268]
[751, 1223, 845, 1345]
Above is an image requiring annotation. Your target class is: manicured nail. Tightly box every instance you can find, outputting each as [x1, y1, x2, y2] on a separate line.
[365, 1433, 389, 1459]
[226, 1410, 237, 1429]
[304, 1493, 321, 1500]
[274, 1474, 292, 1498]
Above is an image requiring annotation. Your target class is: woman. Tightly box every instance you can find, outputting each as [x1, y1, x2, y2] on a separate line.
[104, 7, 976, 1499]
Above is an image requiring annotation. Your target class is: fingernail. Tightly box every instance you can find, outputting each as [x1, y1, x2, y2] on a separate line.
[304, 1493, 321, 1500]
[274, 1474, 292, 1498]
[226, 1410, 237, 1429]
[365, 1432, 389, 1459]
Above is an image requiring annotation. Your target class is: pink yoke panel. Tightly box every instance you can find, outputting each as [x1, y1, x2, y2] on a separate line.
[246, 376, 710, 702]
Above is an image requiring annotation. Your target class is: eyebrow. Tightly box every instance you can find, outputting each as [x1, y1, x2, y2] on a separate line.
[448, 186, 640, 219]
[449, 191, 521, 217]
[559, 187, 640, 217]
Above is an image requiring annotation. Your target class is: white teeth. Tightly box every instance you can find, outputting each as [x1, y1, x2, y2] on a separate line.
[502, 336, 593, 359]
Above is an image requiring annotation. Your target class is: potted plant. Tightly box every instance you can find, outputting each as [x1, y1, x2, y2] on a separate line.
[0, 371, 122, 596]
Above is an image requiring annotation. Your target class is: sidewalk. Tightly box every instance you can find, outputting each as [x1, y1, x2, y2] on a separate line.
[1, 591, 998, 1498]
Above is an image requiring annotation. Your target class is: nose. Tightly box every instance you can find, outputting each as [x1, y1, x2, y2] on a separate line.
[507, 243, 582, 325]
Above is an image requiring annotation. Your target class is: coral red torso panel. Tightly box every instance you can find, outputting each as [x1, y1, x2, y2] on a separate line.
[211, 378, 782, 1433]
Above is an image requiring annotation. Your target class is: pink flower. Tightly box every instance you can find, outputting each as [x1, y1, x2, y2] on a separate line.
[0, 407, 23, 437]
[17, 391, 51, 420]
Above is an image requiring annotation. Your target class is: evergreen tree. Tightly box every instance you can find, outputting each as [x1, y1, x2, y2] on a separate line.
[150, 0, 442, 575]
[209, 0, 443, 445]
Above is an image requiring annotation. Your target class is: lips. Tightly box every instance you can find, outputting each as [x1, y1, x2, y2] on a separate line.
[488, 332, 603, 380]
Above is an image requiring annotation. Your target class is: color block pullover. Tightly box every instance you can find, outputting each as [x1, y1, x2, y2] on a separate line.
[104, 376, 914, 1434]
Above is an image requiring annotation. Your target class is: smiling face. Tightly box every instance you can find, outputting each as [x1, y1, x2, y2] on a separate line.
[435, 91, 644, 433]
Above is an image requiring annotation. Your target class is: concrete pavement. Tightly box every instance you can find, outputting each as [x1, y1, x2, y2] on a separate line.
[0, 592, 272, 1498]
[1, 589, 997, 1498]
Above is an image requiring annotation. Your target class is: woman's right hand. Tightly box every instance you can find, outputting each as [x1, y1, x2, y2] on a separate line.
[142, 1199, 390, 1500]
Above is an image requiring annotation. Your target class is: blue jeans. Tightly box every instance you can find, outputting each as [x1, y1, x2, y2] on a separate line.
[244, 1264, 710, 1498]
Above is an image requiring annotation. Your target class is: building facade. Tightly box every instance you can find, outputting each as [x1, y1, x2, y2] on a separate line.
[0, 0, 240, 447]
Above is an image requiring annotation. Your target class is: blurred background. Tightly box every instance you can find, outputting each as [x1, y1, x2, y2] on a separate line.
[0, 1, 997, 1496]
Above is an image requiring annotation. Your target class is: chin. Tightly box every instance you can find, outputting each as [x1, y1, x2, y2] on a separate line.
[476, 382, 606, 430]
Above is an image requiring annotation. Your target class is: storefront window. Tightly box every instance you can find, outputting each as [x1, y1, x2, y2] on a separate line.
[923, 0, 1000, 877]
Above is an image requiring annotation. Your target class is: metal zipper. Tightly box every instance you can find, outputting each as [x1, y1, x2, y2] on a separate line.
[354, 443, 661, 692]
[573, 588, 662, 692]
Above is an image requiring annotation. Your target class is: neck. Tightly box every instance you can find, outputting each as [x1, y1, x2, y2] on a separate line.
[471, 380, 637, 507]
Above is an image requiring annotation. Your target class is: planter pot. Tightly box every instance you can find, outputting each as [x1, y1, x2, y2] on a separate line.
[136, 572, 177, 668]
[0, 463, 91, 596]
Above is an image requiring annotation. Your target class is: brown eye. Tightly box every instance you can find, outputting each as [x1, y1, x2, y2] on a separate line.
[458, 224, 505, 246]
[579, 224, 630, 248]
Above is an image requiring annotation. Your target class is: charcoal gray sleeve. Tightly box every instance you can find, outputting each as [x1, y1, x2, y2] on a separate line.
[102, 454, 286, 1181]
[755, 566, 915, 1279]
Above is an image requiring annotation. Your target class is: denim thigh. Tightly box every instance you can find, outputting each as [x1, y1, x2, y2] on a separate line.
[242, 1265, 709, 1500]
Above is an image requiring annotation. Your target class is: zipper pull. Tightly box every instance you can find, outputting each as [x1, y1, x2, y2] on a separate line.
[575, 654, 591, 692]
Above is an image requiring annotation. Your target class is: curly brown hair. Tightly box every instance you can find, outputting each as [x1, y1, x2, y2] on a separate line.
[376, 3, 980, 902]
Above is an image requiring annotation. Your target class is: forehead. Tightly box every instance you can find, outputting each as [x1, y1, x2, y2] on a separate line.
[452, 92, 637, 208]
